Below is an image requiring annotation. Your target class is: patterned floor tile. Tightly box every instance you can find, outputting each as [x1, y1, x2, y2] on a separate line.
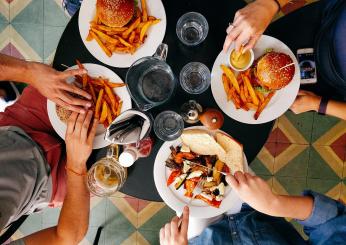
[42, 206, 61, 226]
[251, 143, 275, 175]
[44, 25, 64, 60]
[10, 0, 43, 24]
[0, 1, 9, 22]
[89, 197, 107, 227]
[104, 227, 137, 245]
[311, 113, 344, 144]
[266, 119, 278, 143]
[274, 144, 310, 177]
[272, 176, 307, 195]
[277, 111, 312, 144]
[105, 197, 138, 229]
[138, 204, 175, 231]
[307, 179, 342, 200]
[81, 226, 106, 245]
[12, 212, 43, 240]
[341, 183, 346, 204]
[0, 24, 10, 55]
[308, 145, 343, 179]
[138, 229, 160, 245]
[44, 0, 69, 27]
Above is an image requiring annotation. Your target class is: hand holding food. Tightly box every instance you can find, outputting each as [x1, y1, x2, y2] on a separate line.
[27, 62, 92, 114]
[160, 206, 189, 245]
[86, 0, 161, 56]
[290, 90, 321, 114]
[223, 0, 279, 52]
[56, 60, 125, 128]
[226, 171, 279, 215]
[65, 111, 98, 172]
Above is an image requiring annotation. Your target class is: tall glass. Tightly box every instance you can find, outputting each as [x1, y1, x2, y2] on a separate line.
[154, 111, 184, 141]
[179, 62, 211, 94]
[87, 145, 127, 197]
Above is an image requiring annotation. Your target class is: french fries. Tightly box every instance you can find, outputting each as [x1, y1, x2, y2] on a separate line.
[86, 0, 160, 56]
[221, 65, 274, 120]
[71, 60, 123, 128]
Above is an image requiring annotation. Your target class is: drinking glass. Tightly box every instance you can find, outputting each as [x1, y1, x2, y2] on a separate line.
[87, 145, 127, 197]
[176, 12, 209, 46]
[180, 62, 211, 94]
[154, 111, 184, 141]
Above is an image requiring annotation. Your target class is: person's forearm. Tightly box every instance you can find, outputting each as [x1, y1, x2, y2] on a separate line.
[57, 167, 90, 242]
[326, 100, 346, 120]
[269, 195, 314, 220]
[0, 54, 35, 84]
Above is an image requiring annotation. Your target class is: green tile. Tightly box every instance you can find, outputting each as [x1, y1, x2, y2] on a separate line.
[307, 178, 340, 194]
[251, 157, 273, 176]
[42, 207, 61, 225]
[307, 147, 340, 179]
[276, 176, 307, 195]
[276, 147, 310, 177]
[138, 229, 160, 245]
[44, 26, 64, 60]
[104, 228, 136, 245]
[18, 212, 43, 236]
[0, 11, 8, 24]
[311, 113, 341, 143]
[11, 23, 43, 60]
[139, 205, 175, 231]
[282, 110, 314, 143]
[257, 174, 273, 181]
[11, 0, 43, 24]
[105, 199, 136, 232]
[44, 0, 69, 26]
[0, 21, 8, 33]
[90, 198, 107, 227]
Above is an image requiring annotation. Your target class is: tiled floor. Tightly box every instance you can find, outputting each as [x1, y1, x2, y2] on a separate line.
[1, 0, 345, 244]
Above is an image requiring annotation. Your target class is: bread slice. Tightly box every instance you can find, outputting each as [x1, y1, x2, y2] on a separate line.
[216, 132, 244, 174]
[180, 129, 226, 156]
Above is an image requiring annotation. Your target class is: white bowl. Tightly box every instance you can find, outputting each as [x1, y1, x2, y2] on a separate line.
[227, 46, 254, 72]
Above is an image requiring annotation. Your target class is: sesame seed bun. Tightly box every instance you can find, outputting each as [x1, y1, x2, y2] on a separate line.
[56, 104, 72, 124]
[96, 0, 135, 27]
[254, 52, 295, 90]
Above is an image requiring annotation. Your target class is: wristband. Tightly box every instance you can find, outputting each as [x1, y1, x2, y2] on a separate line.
[318, 97, 328, 115]
[272, 0, 281, 11]
[65, 165, 87, 176]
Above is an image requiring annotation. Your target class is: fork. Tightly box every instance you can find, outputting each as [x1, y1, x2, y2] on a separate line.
[177, 178, 205, 228]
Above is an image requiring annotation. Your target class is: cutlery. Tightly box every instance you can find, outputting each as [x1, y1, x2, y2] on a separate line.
[183, 160, 228, 176]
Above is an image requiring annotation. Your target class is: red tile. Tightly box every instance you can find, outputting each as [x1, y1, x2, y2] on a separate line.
[264, 142, 277, 157]
[275, 143, 291, 157]
[10, 44, 25, 60]
[277, 128, 291, 144]
[331, 133, 346, 147]
[267, 128, 278, 143]
[137, 199, 151, 212]
[330, 145, 346, 162]
[123, 197, 139, 212]
[0, 43, 11, 56]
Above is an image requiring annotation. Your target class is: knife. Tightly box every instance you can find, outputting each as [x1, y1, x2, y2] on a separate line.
[183, 160, 229, 176]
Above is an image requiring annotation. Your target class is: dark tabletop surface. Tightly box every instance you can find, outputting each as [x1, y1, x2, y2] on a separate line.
[53, 0, 274, 201]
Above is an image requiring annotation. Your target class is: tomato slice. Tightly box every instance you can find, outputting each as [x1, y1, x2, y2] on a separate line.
[223, 165, 230, 174]
[195, 195, 222, 208]
[167, 170, 181, 186]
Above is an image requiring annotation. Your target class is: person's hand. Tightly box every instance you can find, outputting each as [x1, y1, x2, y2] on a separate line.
[226, 172, 279, 216]
[290, 90, 321, 114]
[160, 206, 189, 245]
[27, 62, 92, 114]
[65, 110, 98, 173]
[223, 0, 279, 52]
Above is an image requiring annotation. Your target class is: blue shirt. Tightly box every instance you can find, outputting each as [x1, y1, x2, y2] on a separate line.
[189, 191, 346, 245]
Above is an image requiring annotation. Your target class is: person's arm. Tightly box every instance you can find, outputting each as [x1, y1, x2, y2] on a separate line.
[0, 54, 92, 113]
[226, 172, 314, 220]
[223, 0, 291, 52]
[22, 110, 97, 245]
[290, 90, 346, 120]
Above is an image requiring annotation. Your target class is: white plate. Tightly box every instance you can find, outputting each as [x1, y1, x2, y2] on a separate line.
[154, 126, 248, 219]
[211, 35, 300, 124]
[78, 0, 167, 68]
[47, 63, 132, 149]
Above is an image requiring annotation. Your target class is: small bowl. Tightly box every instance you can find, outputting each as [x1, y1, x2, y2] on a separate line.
[227, 46, 254, 72]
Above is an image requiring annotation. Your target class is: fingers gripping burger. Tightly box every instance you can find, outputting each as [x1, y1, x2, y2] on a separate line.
[253, 51, 295, 90]
[96, 0, 135, 27]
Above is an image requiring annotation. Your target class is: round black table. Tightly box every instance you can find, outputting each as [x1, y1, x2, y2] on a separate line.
[53, 0, 273, 201]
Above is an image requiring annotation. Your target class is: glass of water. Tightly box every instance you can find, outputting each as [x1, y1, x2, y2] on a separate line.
[180, 62, 211, 94]
[154, 111, 184, 141]
[176, 12, 209, 46]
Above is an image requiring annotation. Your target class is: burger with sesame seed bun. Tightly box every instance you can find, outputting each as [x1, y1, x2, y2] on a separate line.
[96, 0, 135, 27]
[253, 51, 295, 90]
